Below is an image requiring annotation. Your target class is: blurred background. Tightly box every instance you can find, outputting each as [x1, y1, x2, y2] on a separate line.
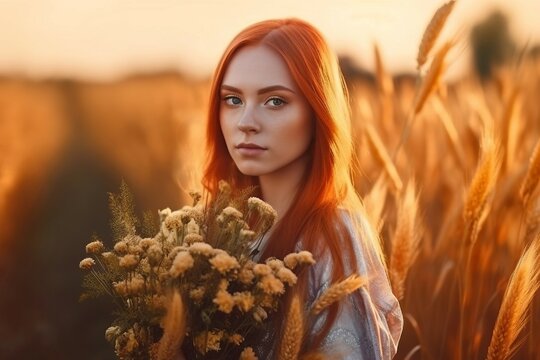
[1, 0, 540, 359]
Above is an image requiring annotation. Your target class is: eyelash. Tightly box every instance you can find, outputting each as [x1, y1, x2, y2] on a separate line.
[265, 97, 287, 107]
[221, 95, 288, 108]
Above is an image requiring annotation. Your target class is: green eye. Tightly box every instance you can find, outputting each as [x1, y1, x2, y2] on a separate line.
[224, 96, 242, 105]
[266, 97, 286, 107]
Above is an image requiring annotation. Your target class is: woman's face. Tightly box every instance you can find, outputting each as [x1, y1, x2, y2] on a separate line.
[219, 45, 313, 180]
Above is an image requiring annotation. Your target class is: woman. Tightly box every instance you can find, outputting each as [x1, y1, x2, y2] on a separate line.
[203, 18, 403, 359]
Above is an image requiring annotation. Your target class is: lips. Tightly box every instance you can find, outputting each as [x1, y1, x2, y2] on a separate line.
[236, 143, 266, 150]
[236, 143, 267, 156]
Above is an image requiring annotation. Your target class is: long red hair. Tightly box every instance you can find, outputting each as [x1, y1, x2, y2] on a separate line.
[203, 18, 384, 351]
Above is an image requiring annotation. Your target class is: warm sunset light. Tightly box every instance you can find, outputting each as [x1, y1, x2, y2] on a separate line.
[1, 1, 540, 359]
[0, 0, 539, 79]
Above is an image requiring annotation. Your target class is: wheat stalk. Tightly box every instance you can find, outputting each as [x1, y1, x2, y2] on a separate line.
[389, 180, 422, 300]
[520, 137, 540, 207]
[363, 174, 388, 234]
[364, 122, 403, 193]
[374, 42, 394, 96]
[278, 293, 304, 360]
[463, 129, 501, 245]
[414, 41, 453, 115]
[431, 94, 467, 170]
[157, 290, 186, 360]
[311, 275, 367, 315]
[486, 238, 540, 360]
[417, 0, 456, 69]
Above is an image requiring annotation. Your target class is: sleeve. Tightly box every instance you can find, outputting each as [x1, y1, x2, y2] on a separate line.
[303, 213, 403, 360]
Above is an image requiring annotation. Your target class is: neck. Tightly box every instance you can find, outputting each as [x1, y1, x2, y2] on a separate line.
[258, 154, 309, 222]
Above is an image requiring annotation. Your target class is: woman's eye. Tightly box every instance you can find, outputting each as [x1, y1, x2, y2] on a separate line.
[224, 96, 242, 106]
[266, 97, 286, 107]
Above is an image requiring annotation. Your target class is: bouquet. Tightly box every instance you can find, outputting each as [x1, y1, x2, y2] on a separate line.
[79, 181, 316, 359]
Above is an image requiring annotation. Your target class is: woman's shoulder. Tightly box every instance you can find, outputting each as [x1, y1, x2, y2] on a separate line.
[296, 206, 379, 273]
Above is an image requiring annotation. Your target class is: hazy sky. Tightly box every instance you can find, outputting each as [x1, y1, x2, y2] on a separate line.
[1, 0, 539, 80]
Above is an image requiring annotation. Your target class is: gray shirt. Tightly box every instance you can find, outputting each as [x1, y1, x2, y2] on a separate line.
[251, 209, 403, 359]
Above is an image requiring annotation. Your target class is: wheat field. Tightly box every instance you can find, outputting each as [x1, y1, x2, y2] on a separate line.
[1, 3, 540, 359]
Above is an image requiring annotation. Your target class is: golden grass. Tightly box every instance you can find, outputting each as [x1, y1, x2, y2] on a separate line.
[157, 290, 186, 360]
[278, 293, 304, 360]
[311, 275, 367, 316]
[486, 238, 540, 360]
[520, 137, 540, 207]
[2, 3, 540, 359]
[462, 129, 502, 246]
[389, 180, 421, 301]
[417, 0, 456, 69]
[414, 41, 453, 115]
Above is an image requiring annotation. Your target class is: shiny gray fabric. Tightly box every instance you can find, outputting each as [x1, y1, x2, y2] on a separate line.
[250, 210, 403, 359]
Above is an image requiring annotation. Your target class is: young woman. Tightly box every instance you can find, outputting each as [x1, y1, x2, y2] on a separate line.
[203, 18, 403, 359]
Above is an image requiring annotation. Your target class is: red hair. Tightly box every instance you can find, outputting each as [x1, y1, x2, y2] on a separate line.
[203, 18, 383, 351]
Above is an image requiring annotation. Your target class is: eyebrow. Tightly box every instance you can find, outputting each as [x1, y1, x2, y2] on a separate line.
[221, 84, 296, 95]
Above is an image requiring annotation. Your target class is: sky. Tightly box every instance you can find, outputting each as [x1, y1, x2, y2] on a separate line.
[1, 0, 539, 81]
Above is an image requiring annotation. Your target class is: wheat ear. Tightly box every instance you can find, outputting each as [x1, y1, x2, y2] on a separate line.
[278, 293, 304, 360]
[463, 129, 501, 245]
[157, 290, 186, 360]
[417, 0, 456, 69]
[486, 238, 540, 360]
[389, 180, 421, 300]
[414, 41, 453, 115]
[311, 275, 367, 315]
[520, 137, 540, 207]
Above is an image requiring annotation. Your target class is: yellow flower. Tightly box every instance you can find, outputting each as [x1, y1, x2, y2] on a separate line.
[79, 257, 95, 270]
[169, 251, 195, 278]
[228, 333, 244, 346]
[213, 289, 235, 313]
[218, 180, 231, 194]
[258, 274, 285, 294]
[297, 251, 315, 264]
[247, 197, 277, 224]
[239, 347, 258, 360]
[194, 330, 223, 354]
[233, 292, 255, 312]
[189, 242, 214, 256]
[147, 244, 163, 266]
[218, 279, 229, 290]
[222, 206, 243, 219]
[127, 275, 145, 295]
[190, 287, 205, 303]
[113, 281, 128, 297]
[276, 267, 297, 286]
[209, 253, 240, 274]
[239, 229, 256, 242]
[284, 251, 315, 269]
[85, 240, 104, 254]
[139, 237, 157, 250]
[253, 264, 272, 276]
[183, 233, 203, 245]
[238, 267, 255, 285]
[265, 258, 284, 271]
[119, 254, 139, 271]
[187, 218, 200, 234]
[159, 207, 172, 221]
[114, 241, 129, 254]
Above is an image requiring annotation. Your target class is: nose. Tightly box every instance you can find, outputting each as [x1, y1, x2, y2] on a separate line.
[237, 105, 260, 133]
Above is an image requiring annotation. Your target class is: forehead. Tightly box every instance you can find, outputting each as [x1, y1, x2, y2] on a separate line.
[221, 45, 298, 90]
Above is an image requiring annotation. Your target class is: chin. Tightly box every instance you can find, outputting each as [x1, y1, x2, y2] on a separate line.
[237, 168, 263, 177]
[235, 164, 265, 177]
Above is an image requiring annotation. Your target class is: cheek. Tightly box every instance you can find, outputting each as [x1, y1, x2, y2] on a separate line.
[219, 113, 232, 144]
